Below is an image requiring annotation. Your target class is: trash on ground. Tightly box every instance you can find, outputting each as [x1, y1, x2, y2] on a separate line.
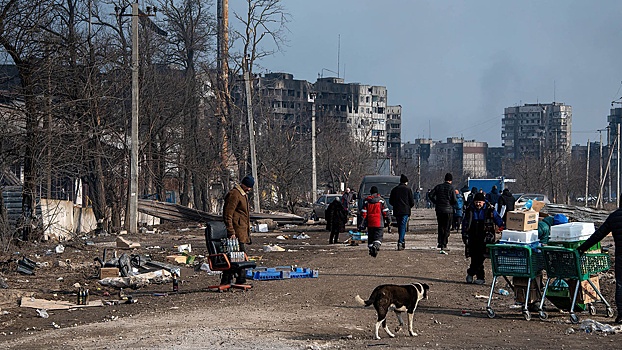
[98, 269, 172, 288]
[276, 235, 287, 240]
[55, 245, 65, 254]
[36, 309, 49, 318]
[263, 244, 285, 252]
[17, 257, 37, 275]
[580, 319, 622, 334]
[177, 244, 191, 253]
[293, 233, 310, 239]
[474, 294, 489, 299]
[116, 236, 141, 249]
[21, 297, 103, 310]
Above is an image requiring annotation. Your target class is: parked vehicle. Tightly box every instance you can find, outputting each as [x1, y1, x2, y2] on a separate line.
[357, 175, 401, 226]
[311, 194, 342, 220]
[514, 193, 550, 209]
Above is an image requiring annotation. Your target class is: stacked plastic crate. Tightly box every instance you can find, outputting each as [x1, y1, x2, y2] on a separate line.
[499, 228, 543, 303]
[546, 222, 601, 309]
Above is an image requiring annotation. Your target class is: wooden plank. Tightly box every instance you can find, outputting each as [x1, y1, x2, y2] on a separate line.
[20, 297, 103, 310]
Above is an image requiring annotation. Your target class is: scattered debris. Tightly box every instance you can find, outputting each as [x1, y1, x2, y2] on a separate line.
[116, 236, 141, 249]
[98, 269, 172, 288]
[276, 235, 287, 240]
[55, 244, 65, 254]
[36, 309, 49, 318]
[263, 244, 285, 252]
[177, 244, 191, 253]
[293, 233, 310, 239]
[21, 297, 103, 310]
[580, 319, 622, 334]
[17, 257, 37, 275]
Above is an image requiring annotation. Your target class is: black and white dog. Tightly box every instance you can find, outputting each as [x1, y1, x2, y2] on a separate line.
[355, 283, 429, 340]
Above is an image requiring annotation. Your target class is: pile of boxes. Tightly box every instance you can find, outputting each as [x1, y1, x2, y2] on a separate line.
[500, 202, 543, 303]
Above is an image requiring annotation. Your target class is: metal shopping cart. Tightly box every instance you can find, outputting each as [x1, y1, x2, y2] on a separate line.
[538, 246, 614, 323]
[486, 243, 546, 320]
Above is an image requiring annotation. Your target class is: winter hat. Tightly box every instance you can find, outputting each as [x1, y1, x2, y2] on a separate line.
[241, 175, 255, 188]
[370, 186, 378, 194]
[444, 173, 453, 182]
[400, 174, 408, 184]
[502, 188, 510, 195]
[474, 193, 486, 202]
[553, 213, 569, 225]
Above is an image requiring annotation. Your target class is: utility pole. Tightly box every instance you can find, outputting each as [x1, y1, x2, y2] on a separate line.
[243, 55, 259, 212]
[116, 3, 161, 234]
[310, 92, 317, 203]
[585, 140, 590, 208]
[618, 123, 621, 208]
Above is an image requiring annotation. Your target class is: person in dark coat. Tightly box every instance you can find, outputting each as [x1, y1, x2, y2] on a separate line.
[452, 189, 464, 232]
[389, 174, 415, 250]
[497, 188, 516, 224]
[465, 186, 478, 209]
[486, 185, 501, 210]
[577, 208, 622, 324]
[428, 173, 457, 254]
[461, 192, 504, 285]
[325, 198, 348, 244]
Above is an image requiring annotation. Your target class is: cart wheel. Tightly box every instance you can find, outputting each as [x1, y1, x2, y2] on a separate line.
[588, 304, 596, 316]
[486, 307, 496, 319]
[570, 313, 580, 324]
[606, 308, 615, 318]
[538, 311, 548, 320]
[523, 311, 531, 321]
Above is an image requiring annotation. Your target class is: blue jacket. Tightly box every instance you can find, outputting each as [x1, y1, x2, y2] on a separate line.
[454, 195, 464, 217]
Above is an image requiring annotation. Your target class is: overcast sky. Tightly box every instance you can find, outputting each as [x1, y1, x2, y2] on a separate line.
[249, 0, 622, 147]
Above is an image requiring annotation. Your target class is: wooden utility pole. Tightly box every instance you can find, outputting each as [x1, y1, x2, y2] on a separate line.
[217, 0, 236, 183]
[584, 140, 590, 208]
[129, 1, 139, 234]
[243, 55, 259, 211]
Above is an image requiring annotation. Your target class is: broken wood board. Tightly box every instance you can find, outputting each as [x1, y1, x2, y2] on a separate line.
[20, 297, 103, 310]
[116, 236, 141, 249]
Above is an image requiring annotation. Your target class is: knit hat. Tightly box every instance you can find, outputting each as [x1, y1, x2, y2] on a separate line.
[241, 175, 255, 188]
[400, 174, 408, 184]
[553, 213, 569, 225]
[370, 186, 378, 194]
[502, 188, 510, 195]
[444, 173, 453, 182]
[474, 192, 486, 202]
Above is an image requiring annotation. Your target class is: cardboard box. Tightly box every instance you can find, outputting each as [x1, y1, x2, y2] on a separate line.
[569, 276, 600, 304]
[99, 267, 119, 279]
[166, 255, 187, 264]
[513, 276, 542, 303]
[530, 200, 545, 213]
[506, 210, 539, 231]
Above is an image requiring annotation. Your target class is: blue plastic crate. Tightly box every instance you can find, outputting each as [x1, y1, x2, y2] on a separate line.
[289, 267, 319, 278]
[246, 270, 291, 280]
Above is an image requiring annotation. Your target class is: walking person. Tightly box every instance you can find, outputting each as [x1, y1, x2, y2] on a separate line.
[341, 187, 355, 213]
[577, 208, 622, 324]
[461, 192, 504, 285]
[359, 186, 390, 257]
[413, 189, 421, 209]
[325, 198, 348, 244]
[390, 174, 415, 251]
[453, 189, 464, 232]
[497, 188, 516, 224]
[428, 173, 457, 254]
[222, 175, 254, 285]
[486, 185, 501, 211]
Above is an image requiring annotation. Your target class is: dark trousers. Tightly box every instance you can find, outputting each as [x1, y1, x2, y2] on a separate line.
[329, 227, 340, 244]
[467, 236, 486, 280]
[220, 243, 247, 284]
[616, 253, 622, 314]
[367, 227, 384, 248]
[436, 212, 453, 249]
[453, 215, 462, 231]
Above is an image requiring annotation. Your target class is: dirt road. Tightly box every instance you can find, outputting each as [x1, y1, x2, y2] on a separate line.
[0, 209, 619, 349]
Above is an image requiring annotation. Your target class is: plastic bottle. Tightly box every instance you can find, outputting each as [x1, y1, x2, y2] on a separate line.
[498, 289, 510, 296]
[524, 199, 533, 210]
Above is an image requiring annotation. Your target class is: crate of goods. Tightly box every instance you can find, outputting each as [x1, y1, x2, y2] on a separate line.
[549, 222, 594, 242]
[501, 229, 539, 243]
[506, 210, 539, 231]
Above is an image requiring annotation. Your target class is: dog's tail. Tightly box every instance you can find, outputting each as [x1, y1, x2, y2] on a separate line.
[354, 294, 373, 307]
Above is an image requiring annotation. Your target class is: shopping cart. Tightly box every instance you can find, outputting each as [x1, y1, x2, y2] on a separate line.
[538, 246, 614, 323]
[486, 243, 546, 320]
